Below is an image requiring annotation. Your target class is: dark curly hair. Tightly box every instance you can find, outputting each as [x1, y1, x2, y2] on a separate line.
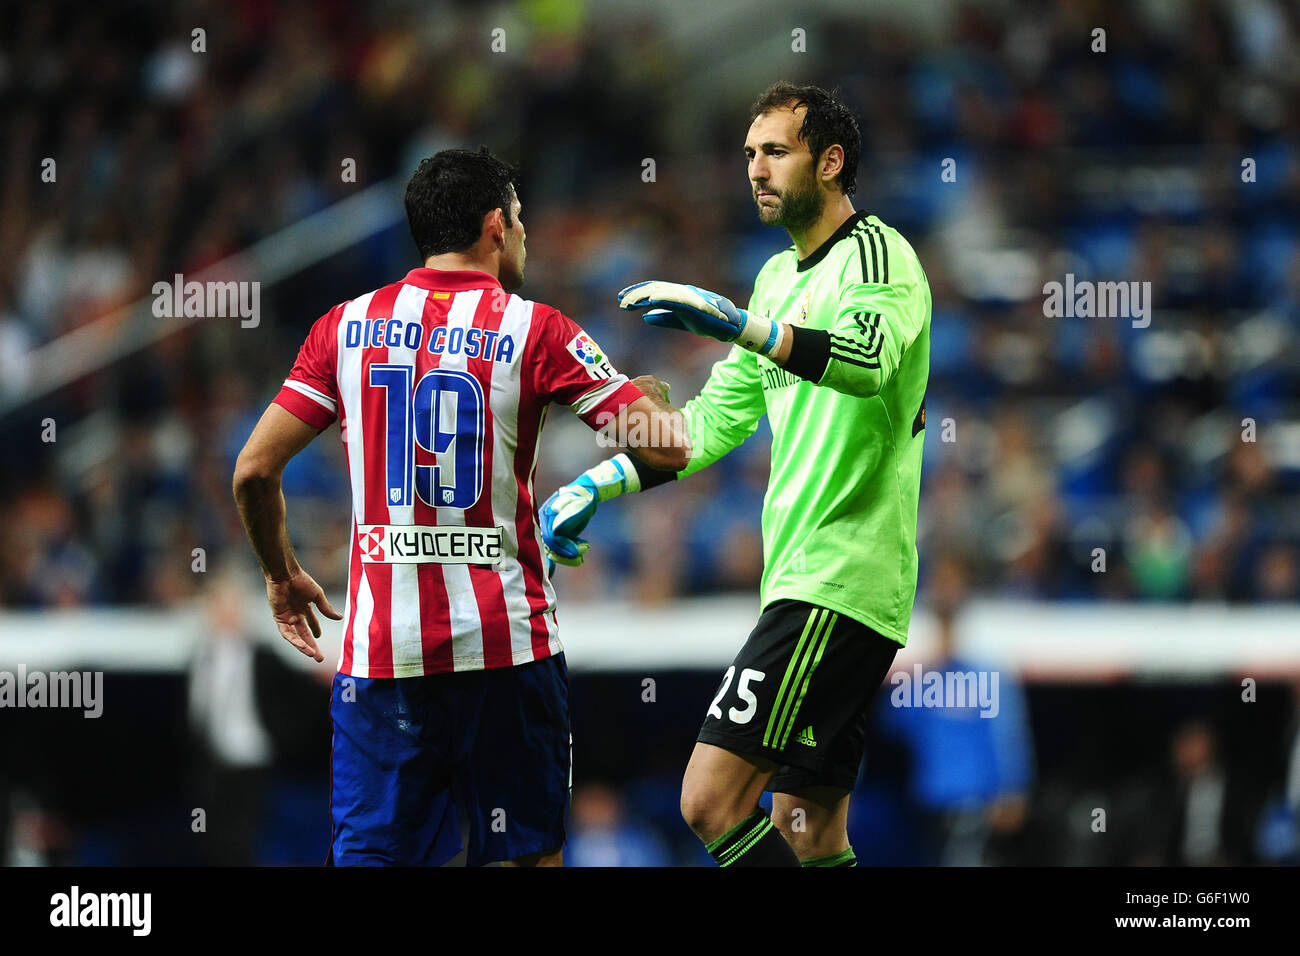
[750, 82, 860, 197]
[404, 147, 517, 259]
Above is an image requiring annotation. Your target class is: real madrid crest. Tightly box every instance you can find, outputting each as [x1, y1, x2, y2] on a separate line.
[795, 292, 812, 326]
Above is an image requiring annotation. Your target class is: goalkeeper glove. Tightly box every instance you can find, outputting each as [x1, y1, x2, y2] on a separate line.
[616, 280, 786, 358]
[539, 453, 641, 570]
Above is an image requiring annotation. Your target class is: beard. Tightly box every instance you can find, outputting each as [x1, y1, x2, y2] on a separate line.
[500, 245, 525, 290]
[754, 173, 824, 230]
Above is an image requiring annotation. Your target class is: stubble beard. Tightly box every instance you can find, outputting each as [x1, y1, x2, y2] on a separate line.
[756, 174, 824, 231]
[502, 244, 525, 291]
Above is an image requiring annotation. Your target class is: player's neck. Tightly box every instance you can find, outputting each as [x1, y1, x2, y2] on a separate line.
[787, 196, 857, 260]
[422, 252, 499, 281]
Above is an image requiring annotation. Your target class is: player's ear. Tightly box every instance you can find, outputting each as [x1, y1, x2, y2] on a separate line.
[484, 207, 506, 248]
[819, 144, 845, 187]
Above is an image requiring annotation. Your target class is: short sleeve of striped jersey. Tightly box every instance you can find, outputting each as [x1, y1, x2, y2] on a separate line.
[273, 307, 340, 429]
[529, 308, 644, 427]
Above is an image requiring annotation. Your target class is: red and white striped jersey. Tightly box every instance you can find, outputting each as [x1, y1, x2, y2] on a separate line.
[272, 267, 643, 677]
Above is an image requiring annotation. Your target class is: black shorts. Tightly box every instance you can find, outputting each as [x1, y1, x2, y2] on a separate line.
[696, 600, 901, 792]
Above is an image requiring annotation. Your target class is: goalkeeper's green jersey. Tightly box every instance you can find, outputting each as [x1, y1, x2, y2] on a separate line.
[680, 211, 930, 645]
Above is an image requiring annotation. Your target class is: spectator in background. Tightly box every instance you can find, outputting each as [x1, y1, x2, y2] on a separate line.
[565, 782, 671, 867]
[1155, 719, 1256, 866]
[1191, 497, 1257, 601]
[188, 569, 275, 865]
[3, 789, 73, 866]
[187, 566, 329, 865]
[878, 553, 1035, 865]
[1123, 506, 1195, 601]
[1255, 543, 1300, 602]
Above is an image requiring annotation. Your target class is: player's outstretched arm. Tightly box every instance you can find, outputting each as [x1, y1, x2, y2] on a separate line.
[614, 390, 690, 473]
[233, 403, 343, 662]
[618, 270, 928, 400]
[540, 350, 766, 570]
[540, 375, 686, 569]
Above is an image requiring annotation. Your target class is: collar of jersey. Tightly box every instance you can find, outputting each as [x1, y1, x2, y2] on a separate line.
[402, 268, 503, 291]
[796, 210, 869, 273]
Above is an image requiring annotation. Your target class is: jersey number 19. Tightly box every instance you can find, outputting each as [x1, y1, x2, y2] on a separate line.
[369, 364, 485, 510]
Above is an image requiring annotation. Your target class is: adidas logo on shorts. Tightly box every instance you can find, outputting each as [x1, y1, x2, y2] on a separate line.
[795, 726, 817, 747]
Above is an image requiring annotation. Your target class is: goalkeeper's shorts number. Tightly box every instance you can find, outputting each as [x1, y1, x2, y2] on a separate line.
[707, 666, 766, 725]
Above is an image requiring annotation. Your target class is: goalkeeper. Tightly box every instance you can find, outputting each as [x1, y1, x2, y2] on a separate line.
[542, 82, 931, 867]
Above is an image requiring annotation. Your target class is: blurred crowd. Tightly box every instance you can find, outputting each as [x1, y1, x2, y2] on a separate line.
[2, 0, 1299, 613]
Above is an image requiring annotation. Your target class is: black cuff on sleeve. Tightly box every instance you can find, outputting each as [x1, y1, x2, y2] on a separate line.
[629, 453, 679, 491]
[781, 326, 831, 383]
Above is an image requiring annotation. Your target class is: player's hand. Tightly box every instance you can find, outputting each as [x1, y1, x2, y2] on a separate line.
[539, 455, 641, 571]
[266, 568, 342, 662]
[539, 478, 598, 568]
[617, 281, 781, 356]
[630, 374, 671, 405]
[617, 281, 747, 342]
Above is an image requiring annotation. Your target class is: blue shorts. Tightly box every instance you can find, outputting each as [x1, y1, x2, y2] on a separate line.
[328, 653, 571, 867]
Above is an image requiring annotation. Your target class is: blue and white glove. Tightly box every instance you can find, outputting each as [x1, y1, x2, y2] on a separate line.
[617, 280, 786, 357]
[539, 454, 641, 571]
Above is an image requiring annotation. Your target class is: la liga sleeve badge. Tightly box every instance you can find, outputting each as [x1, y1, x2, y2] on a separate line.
[566, 331, 616, 380]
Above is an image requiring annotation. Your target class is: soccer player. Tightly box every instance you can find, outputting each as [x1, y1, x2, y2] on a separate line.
[541, 83, 931, 867]
[232, 147, 688, 867]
